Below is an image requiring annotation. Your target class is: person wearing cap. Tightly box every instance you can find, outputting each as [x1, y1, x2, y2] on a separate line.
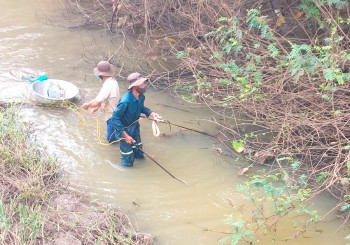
[82, 60, 120, 143]
[110, 72, 161, 167]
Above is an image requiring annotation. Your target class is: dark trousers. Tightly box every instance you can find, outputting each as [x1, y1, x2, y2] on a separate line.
[107, 118, 117, 143]
[120, 124, 144, 166]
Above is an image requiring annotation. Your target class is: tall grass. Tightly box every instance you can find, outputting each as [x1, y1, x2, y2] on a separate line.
[0, 106, 61, 244]
[0, 106, 153, 244]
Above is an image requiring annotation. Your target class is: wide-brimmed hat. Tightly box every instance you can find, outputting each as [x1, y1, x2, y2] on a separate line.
[127, 72, 141, 82]
[128, 72, 148, 89]
[128, 77, 148, 90]
[93, 61, 116, 77]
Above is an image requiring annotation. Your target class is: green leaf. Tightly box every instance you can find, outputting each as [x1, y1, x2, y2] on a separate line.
[340, 203, 350, 212]
[218, 17, 228, 22]
[316, 172, 328, 183]
[268, 43, 279, 58]
[176, 51, 188, 59]
[232, 139, 246, 153]
[291, 160, 301, 169]
[321, 94, 331, 101]
[253, 43, 260, 49]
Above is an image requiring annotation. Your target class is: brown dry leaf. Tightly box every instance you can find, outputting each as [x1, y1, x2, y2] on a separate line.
[163, 37, 177, 43]
[149, 55, 158, 61]
[186, 47, 196, 54]
[266, 18, 273, 24]
[276, 16, 286, 27]
[257, 16, 265, 23]
[295, 10, 305, 19]
[238, 164, 253, 176]
[340, 178, 349, 186]
[144, 51, 158, 61]
[117, 16, 128, 28]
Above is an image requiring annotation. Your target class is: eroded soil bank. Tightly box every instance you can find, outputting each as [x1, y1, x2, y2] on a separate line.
[0, 106, 153, 244]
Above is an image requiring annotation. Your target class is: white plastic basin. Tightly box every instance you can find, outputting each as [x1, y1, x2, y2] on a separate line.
[31, 79, 79, 104]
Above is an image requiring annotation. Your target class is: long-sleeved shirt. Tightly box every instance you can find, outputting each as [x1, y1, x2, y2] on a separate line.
[95, 77, 120, 121]
[111, 90, 152, 138]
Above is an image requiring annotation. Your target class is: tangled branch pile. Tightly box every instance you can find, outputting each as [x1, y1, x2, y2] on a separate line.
[65, 0, 350, 217]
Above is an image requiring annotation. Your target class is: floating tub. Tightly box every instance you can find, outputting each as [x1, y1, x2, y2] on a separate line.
[31, 79, 79, 104]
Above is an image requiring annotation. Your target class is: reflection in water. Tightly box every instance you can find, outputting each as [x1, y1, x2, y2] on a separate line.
[0, 0, 349, 244]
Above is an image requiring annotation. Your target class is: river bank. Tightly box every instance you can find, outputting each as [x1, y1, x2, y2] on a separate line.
[0, 1, 244, 244]
[64, 0, 350, 243]
[0, 105, 153, 244]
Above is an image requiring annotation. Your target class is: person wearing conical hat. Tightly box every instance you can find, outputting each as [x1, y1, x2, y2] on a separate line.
[110, 72, 162, 167]
[82, 60, 120, 143]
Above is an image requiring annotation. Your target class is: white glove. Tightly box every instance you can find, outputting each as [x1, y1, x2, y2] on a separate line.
[150, 112, 162, 122]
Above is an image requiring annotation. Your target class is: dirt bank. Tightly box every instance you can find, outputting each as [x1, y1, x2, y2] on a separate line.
[0, 105, 153, 244]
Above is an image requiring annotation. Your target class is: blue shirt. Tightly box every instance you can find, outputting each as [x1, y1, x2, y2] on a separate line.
[111, 91, 152, 137]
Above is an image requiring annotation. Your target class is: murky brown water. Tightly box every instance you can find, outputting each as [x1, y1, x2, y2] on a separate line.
[1, 1, 349, 244]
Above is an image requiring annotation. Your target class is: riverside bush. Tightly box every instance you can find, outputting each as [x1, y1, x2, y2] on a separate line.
[61, 0, 350, 243]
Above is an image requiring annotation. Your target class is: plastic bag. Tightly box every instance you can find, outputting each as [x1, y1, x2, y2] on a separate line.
[47, 81, 65, 99]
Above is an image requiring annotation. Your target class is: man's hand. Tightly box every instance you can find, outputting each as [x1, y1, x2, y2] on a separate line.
[82, 100, 102, 114]
[122, 131, 135, 144]
[150, 112, 162, 122]
[82, 103, 89, 110]
[90, 107, 99, 114]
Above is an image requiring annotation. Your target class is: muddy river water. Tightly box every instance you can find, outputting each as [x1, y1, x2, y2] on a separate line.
[0, 1, 349, 244]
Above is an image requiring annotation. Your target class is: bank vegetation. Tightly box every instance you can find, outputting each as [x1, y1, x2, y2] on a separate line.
[62, 0, 350, 243]
[0, 106, 153, 244]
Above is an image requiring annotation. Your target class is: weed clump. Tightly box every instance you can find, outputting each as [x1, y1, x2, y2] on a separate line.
[0, 106, 153, 244]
